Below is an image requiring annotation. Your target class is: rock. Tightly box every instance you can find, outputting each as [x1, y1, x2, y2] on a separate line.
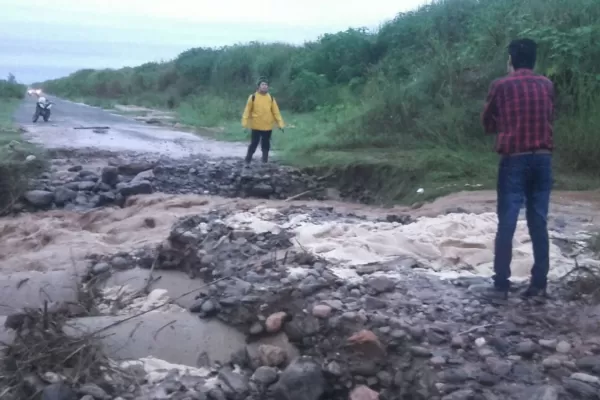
[258, 344, 288, 367]
[101, 166, 119, 186]
[24, 190, 54, 207]
[441, 390, 475, 400]
[438, 368, 470, 384]
[367, 276, 396, 293]
[528, 386, 560, 400]
[41, 383, 77, 400]
[201, 300, 217, 315]
[577, 355, 600, 374]
[78, 181, 96, 191]
[132, 169, 155, 182]
[475, 337, 487, 347]
[348, 330, 386, 358]
[486, 357, 512, 376]
[349, 385, 379, 400]
[410, 346, 432, 357]
[249, 322, 264, 335]
[54, 187, 77, 205]
[542, 357, 562, 369]
[252, 366, 279, 385]
[78, 170, 98, 181]
[324, 360, 343, 377]
[248, 183, 274, 198]
[110, 256, 130, 270]
[97, 191, 116, 206]
[92, 262, 111, 275]
[68, 165, 83, 172]
[564, 378, 598, 399]
[266, 311, 288, 333]
[312, 304, 333, 319]
[431, 356, 447, 366]
[571, 372, 600, 384]
[515, 340, 539, 359]
[117, 180, 153, 196]
[539, 339, 558, 349]
[79, 396, 94, 400]
[218, 367, 249, 396]
[78, 383, 110, 399]
[273, 357, 325, 400]
[451, 335, 465, 348]
[556, 341, 572, 354]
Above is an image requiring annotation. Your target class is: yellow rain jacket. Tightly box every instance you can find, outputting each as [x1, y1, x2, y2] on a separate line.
[241, 92, 285, 131]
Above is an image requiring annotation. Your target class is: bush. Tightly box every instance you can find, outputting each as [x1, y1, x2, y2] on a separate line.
[0, 78, 26, 100]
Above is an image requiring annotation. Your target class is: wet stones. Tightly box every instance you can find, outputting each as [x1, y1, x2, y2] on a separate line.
[116, 179, 153, 196]
[272, 357, 325, 400]
[266, 312, 288, 333]
[218, 367, 249, 398]
[24, 190, 54, 207]
[100, 166, 119, 186]
[367, 276, 396, 294]
[312, 304, 333, 319]
[515, 340, 540, 359]
[577, 356, 600, 374]
[251, 366, 279, 386]
[54, 186, 77, 205]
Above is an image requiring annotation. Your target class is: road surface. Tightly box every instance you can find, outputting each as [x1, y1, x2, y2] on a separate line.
[13, 95, 246, 158]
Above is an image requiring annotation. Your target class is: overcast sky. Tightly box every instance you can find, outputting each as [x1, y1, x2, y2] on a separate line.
[0, 0, 428, 83]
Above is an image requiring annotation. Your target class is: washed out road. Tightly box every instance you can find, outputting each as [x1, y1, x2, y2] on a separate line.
[13, 95, 246, 158]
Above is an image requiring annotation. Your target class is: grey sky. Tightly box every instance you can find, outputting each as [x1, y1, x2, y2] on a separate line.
[0, 0, 428, 83]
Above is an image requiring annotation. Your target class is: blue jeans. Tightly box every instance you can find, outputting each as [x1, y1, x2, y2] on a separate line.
[494, 154, 552, 291]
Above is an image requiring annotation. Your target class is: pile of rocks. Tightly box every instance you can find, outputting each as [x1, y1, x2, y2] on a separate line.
[21, 157, 325, 212]
[151, 158, 323, 200]
[145, 208, 600, 400]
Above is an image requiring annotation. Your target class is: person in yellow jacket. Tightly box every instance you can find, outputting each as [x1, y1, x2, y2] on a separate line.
[241, 78, 285, 164]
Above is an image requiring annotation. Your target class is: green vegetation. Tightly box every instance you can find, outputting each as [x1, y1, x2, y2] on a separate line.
[41, 0, 600, 202]
[0, 76, 45, 214]
[0, 75, 26, 146]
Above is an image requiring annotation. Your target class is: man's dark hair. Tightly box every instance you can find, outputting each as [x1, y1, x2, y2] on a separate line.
[508, 39, 537, 70]
[257, 77, 269, 87]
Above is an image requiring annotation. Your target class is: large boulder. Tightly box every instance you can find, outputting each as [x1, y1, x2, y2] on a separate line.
[117, 180, 153, 196]
[24, 190, 54, 207]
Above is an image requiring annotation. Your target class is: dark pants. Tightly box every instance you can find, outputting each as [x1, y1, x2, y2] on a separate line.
[245, 130, 272, 163]
[493, 153, 552, 291]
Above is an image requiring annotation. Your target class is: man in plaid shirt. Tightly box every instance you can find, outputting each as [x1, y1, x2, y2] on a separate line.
[479, 38, 555, 301]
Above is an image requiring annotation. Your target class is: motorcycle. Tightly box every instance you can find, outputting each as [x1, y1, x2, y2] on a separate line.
[33, 97, 52, 123]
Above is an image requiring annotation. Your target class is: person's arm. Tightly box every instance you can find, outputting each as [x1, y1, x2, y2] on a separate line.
[241, 95, 253, 128]
[272, 98, 285, 129]
[482, 81, 499, 134]
[549, 81, 556, 123]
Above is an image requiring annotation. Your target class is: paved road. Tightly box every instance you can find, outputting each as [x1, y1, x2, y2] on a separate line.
[13, 95, 246, 158]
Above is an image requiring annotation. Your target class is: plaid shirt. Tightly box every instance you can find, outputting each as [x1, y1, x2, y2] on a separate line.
[482, 69, 555, 155]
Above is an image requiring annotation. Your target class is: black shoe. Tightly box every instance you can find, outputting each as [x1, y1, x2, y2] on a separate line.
[470, 284, 509, 303]
[521, 286, 550, 301]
